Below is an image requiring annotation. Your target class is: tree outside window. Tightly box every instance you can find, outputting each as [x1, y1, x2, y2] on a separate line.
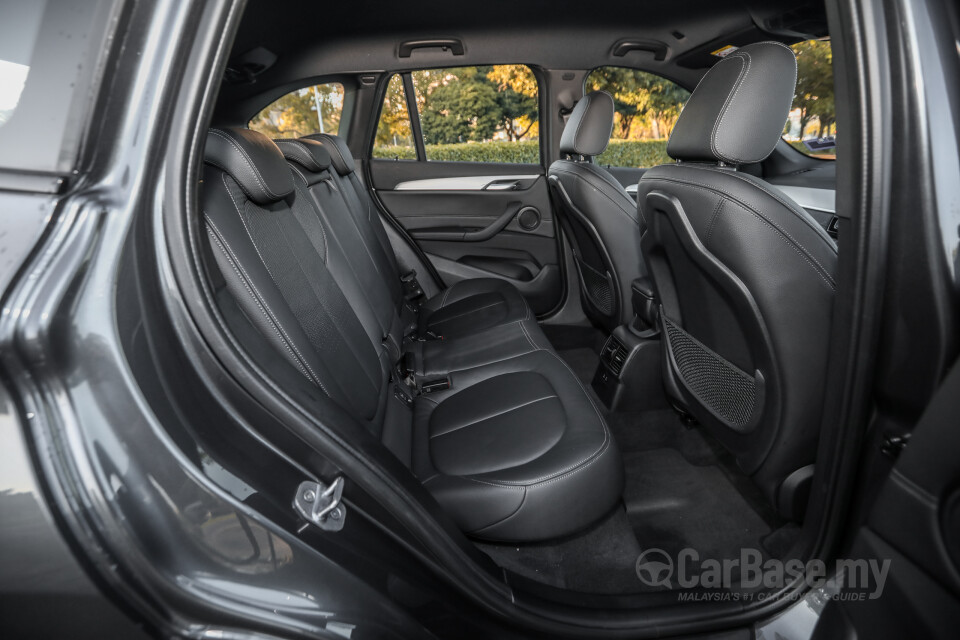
[248, 83, 344, 139]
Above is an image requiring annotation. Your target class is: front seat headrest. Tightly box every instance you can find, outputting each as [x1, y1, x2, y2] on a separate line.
[559, 91, 615, 158]
[667, 42, 797, 165]
[205, 128, 294, 204]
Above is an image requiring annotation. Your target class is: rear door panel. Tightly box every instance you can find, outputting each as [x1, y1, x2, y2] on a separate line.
[370, 159, 562, 315]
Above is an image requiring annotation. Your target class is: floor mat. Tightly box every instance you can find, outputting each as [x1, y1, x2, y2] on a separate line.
[556, 347, 597, 386]
[477, 507, 643, 594]
[623, 448, 774, 565]
[475, 328, 797, 594]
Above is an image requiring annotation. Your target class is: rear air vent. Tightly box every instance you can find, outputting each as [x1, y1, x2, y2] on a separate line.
[601, 335, 629, 377]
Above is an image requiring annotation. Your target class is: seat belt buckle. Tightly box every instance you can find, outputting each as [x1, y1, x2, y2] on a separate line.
[419, 377, 451, 394]
[401, 269, 425, 303]
[393, 352, 416, 385]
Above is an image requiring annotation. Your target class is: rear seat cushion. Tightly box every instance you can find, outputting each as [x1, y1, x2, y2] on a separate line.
[419, 277, 531, 339]
[412, 318, 544, 378]
[412, 350, 624, 541]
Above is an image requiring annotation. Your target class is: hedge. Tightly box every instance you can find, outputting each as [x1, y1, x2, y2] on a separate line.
[371, 138, 673, 167]
[594, 140, 670, 168]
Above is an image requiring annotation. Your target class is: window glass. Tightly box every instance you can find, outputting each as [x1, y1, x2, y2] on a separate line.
[411, 65, 540, 163]
[0, 0, 38, 132]
[0, 0, 118, 173]
[248, 83, 344, 139]
[585, 68, 690, 168]
[373, 74, 416, 159]
[784, 39, 836, 159]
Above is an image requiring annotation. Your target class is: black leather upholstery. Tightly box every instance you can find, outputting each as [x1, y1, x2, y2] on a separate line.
[667, 42, 797, 164]
[205, 128, 294, 204]
[303, 132, 356, 175]
[202, 128, 624, 541]
[549, 90, 645, 330]
[558, 91, 615, 157]
[274, 138, 333, 172]
[413, 351, 621, 540]
[636, 42, 836, 516]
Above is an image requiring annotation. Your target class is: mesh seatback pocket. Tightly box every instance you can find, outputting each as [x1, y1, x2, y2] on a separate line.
[662, 315, 757, 430]
[577, 257, 614, 317]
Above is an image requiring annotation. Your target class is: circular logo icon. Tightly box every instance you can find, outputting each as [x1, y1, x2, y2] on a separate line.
[636, 548, 674, 587]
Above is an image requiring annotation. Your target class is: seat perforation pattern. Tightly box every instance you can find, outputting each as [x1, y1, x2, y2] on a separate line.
[663, 315, 756, 428]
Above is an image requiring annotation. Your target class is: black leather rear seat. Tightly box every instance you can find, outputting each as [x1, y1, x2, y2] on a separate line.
[202, 128, 623, 541]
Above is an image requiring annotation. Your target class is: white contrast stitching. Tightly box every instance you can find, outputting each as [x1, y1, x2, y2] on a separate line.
[209, 129, 283, 200]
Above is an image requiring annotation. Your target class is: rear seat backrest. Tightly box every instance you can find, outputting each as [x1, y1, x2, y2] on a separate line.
[303, 133, 403, 298]
[274, 138, 406, 354]
[201, 128, 389, 425]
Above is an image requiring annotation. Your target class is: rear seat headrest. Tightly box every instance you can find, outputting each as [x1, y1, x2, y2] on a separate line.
[205, 128, 294, 205]
[274, 138, 332, 172]
[302, 133, 356, 176]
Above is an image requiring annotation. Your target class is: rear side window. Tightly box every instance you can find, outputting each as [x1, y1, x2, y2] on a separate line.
[785, 39, 836, 159]
[373, 74, 416, 159]
[248, 83, 344, 139]
[373, 65, 541, 164]
[584, 67, 690, 168]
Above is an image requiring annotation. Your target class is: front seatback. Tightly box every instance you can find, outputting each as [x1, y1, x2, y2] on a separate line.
[548, 91, 645, 331]
[635, 42, 838, 518]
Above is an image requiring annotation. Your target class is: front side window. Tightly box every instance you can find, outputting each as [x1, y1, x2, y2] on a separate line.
[248, 83, 344, 139]
[784, 39, 836, 159]
[373, 65, 541, 164]
[584, 67, 690, 168]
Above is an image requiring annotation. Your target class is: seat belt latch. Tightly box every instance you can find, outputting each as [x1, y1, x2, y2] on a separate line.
[401, 269, 425, 302]
[419, 377, 451, 394]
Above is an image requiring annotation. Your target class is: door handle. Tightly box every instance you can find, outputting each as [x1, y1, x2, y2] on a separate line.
[484, 180, 521, 191]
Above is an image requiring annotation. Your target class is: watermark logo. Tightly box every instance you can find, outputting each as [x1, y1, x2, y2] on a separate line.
[635, 547, 891, 600]
[635, 548, 675, 588]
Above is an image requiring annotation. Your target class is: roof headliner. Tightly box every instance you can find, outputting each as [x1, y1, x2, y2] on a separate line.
[219, 0, 827, 119]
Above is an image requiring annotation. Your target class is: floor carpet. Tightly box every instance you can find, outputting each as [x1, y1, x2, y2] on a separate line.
[473, 326, 797, 594]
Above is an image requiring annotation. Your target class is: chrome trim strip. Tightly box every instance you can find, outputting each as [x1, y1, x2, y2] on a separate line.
[393, 175, 538, 191]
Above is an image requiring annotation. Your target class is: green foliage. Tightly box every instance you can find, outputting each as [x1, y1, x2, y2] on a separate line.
[419, 69, 502, 144]
[414, 66, 539, 146]
[595, 139, 672, 168]
[372, 140, 539, 163]
[249, 83, 343, 138]
[790, 40, 836, 139]
[372, 145, 418, 160]
[371, 65, 539, 154]
[374, 74, 414, 147]
[371, 138, 672, 167]
[586, 68, 689, 140]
